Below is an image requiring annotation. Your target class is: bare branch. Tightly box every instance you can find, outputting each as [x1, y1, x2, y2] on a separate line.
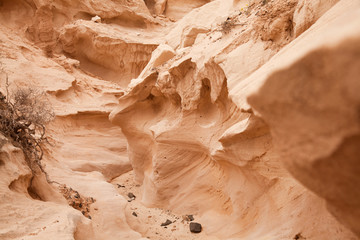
[0, 82, 54, 177]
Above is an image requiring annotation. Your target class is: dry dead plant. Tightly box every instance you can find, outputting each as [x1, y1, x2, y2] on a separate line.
[0, 75, 54, 175]
[220, 17, 237, 34]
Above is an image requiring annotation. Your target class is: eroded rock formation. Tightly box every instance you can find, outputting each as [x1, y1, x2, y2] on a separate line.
[0, 0, 359, 239]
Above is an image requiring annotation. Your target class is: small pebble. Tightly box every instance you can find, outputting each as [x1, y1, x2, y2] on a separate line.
[161, 219, 172, 227]
[128, 192, 136, 199]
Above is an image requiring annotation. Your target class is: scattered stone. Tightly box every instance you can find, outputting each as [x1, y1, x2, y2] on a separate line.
[161, 219, 172, 227]
[91, 15, 101, 23]
[59, 185, 95, 219]
[128, 192, 136, 199]
[183, 214, 194, 221]
[294, 233, 305, 240]
[189, 222, 202, 233]
[182, 214, 195, 222]
[132, 212, 138, 217]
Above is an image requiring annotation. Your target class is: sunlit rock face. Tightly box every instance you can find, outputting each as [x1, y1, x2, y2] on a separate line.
[0, 0, 359, 239]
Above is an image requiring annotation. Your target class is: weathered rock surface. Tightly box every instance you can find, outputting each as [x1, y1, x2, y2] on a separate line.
[59, 20, 160, 87]
[0, 0, 359, 239]
[248, 1, 360, 235]
[110, 0, 360, 239]
[0, 134, 82, 240]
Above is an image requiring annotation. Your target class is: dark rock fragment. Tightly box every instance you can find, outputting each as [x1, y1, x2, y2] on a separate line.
[189, 222, 202, 233]
[128, 192, 136, 199]
[161, 219, 172, 227]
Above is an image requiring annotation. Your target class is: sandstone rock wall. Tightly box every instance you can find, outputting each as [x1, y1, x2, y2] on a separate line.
[0, 0, 359, 239]
[110, 0, 359, 239]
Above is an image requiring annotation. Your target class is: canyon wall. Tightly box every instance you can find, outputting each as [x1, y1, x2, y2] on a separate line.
[0, 0, 359, 239]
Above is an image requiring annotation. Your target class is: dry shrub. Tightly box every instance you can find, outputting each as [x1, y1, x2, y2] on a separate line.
[0, 84, 54, 173]
[221, 17, 237, 34]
